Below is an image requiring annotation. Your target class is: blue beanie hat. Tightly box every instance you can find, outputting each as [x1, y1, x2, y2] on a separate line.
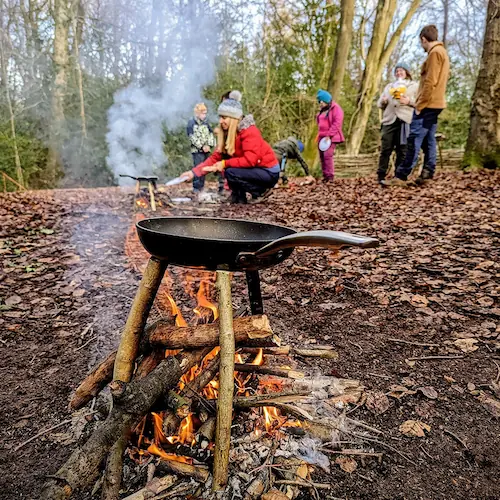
[317, 89, 332, 104]
[395, 62, 411, 78]
[297, 140, 304, 153]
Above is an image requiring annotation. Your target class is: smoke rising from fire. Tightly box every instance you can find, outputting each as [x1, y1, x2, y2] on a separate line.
[106, 2, 220, 182]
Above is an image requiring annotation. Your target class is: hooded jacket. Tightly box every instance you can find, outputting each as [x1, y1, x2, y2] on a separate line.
[272, 137, 309, 175]
[192, 115, 278, 177]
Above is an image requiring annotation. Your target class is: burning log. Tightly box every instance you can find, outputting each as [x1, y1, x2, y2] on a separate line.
[213, 271, 235, 491]
[239, 345, 338, 359]
[114, 257, 168, 383]
[233, 393, 313, 421]
[147, 314, 275, 350]
[70, 351, 116, 410]
[41, 349, 208, 500]
[135, 349, 167, 379]
[70, 316, 271, 412]
[234, 364, 305, 379]
[155, 458, 210, 482]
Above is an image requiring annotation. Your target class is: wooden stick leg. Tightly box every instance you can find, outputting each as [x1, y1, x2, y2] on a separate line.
[113, 257, 167, 383]
[213, 271, 235, 491]
[148, 182, 156, 211]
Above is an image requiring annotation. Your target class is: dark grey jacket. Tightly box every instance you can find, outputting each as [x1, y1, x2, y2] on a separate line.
[272, 137, 309, 175]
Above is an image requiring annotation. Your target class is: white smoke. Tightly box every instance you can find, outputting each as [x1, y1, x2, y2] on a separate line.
[106, 1, 220, 182]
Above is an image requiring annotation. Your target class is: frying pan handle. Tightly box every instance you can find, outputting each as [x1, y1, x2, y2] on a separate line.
[237, 230, 378, 265]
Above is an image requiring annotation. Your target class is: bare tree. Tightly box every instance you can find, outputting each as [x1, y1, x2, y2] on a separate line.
[327, 0, 354, 101]
[47, 0, 71, 184]
[346, 0, 421, 155]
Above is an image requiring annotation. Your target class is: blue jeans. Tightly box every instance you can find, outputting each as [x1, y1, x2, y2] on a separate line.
[395, 109, 441, 180]
[225, 166, 279, 198]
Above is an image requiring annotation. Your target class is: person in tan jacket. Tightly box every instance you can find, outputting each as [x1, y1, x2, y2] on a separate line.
[383, 25, 450, 186]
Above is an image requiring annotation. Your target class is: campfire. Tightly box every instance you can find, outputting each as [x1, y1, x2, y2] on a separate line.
[42, 216, 378, 499]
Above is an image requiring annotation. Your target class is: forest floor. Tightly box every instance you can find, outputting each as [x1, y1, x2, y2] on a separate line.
[0, 169, 499, 499]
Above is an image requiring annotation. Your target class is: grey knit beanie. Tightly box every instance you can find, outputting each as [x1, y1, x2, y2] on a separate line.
[394, 61, 411, 79]
[217, 90, 243, 119]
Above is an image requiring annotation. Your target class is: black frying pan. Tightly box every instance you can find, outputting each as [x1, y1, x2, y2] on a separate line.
[137, 217, 378, 272]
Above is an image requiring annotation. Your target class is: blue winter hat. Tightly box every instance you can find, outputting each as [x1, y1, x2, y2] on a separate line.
[317, 89, 332, 104]
[297, 140, 304, 153]
[217, 90, 243, 119]
[395, 62, 411, 78]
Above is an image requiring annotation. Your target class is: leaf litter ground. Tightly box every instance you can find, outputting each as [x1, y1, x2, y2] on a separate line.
[0, 170, 499, 499]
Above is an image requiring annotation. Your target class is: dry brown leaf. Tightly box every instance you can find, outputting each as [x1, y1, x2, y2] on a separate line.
[262, 489, 290, 500]
[478, 296, 494, 308]
[365, 391, 390, 415]
[478, 392, 500, 418]
[335, 456, 357, 473]
[399, 420, 431, 437]
[5, 295, 22, 306]
[388, 385, 416, 399]
[417, 386, 438, 399]
[410, 294, 429, 307]
[453, 338, 479, 353]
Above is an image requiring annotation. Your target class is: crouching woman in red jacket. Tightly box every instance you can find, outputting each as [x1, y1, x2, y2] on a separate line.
[180, 92, 279, 204]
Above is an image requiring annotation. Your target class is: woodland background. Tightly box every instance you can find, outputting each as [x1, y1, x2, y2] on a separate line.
[0, 0, 498, 189]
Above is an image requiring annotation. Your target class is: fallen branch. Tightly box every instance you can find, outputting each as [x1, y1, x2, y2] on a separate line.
[407, 355, 465, 361]
[274, 480, 331, 490]
[148, 315, 276, 350]
[41, 349, 208, 500]
[70, 352, 116, 410]
[213, 271, 234, 491]
[14, 419, 73, 452]
[234, 364, 304, 379]
[101, 435, 128, 500]
[387, 338, 440, 347]
[121, 475, 178, 500]
[156, 459, 210, 482]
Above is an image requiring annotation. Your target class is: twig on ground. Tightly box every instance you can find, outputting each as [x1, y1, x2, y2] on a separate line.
[356, 473, 373, 482]
[76, 335, 97, 351]
[368, 372, 392, 380]
[492, 360, 500, 383]
[351, 432, 417, 466]
[407, 355, 464, 361]
[274, 479, 331, 489]
[347, 340, 363, 353]
[387, 338, 440, 347]
[444, 429, 468, 450]
[419, 444, 435, 461]
[14, 419, 73, 451]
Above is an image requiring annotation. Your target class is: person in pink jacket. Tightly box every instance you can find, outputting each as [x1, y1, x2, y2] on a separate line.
[316, 89, 345, 181]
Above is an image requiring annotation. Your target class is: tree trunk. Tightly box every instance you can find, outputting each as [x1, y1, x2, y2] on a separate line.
[346, 0, 421, 154]
[0, 30, 24, 187]
[464, 0, 500, 169]
[47, 0, 71, 185]
[72, 0, 87, 141]
[442, 0, 449, 47]
[327, 0, 355, 102]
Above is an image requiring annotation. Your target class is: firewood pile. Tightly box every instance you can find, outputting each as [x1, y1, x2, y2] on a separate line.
[42, 307, 372, 500]
[40, 217, 379, 499]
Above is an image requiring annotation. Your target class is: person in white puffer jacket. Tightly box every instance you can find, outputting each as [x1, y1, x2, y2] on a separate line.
[377, 62, 418, 184]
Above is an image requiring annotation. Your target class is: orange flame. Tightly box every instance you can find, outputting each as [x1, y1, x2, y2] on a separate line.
[164, 413, 196, 446]
[251, 348, 264, 366]
[263, 406, 287, 432]
[193, 281, 219, 320]
[164, 293, 188, 327]
[151, 412, 167, 444]
[147, 442, 193, 464]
